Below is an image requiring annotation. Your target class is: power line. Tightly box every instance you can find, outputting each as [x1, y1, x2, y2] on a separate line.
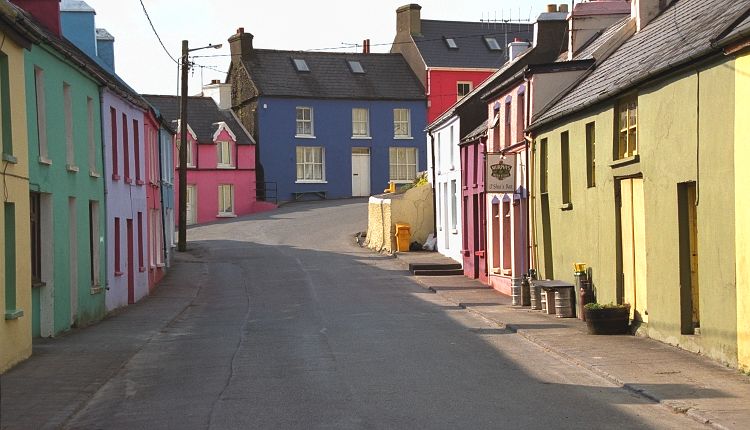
[139, 0, 178, 64]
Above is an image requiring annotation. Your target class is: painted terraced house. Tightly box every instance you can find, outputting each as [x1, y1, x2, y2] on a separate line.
[527, 0, 750, 368]
[58, 0, 151, 311]
[9, 0, 108, 337]
[144, 94, 259, 225]
[0, 1, 32, 371]
[227, 28, 426, 202]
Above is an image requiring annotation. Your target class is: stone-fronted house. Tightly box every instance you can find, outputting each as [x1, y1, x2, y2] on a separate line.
[226, 29, 426, 203]
[390, 3, 533, 123]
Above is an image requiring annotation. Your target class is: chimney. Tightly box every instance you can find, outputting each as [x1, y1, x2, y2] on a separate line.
[632, 0, 668, 32]
[533, 8, 568, 57]
[202, 80, 232, 110]
[363, 39, 370, 54]
[11, 0, 61, 36]
[508, 38, 532, 61]
[396, 4, 422, 36]
[60, 0, 96, 57]
[568, 1, 631, 59]
[228, 27, 254, 60]
[96, 28, 115, 71]
[547, 4, 558, 12]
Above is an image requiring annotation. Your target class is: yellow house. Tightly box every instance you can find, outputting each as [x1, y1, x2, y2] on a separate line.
[528, 0, 749, 367]
[0, 4, 33, 373]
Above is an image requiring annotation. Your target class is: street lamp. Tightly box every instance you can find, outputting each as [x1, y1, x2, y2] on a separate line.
[178, 41, 223, 252]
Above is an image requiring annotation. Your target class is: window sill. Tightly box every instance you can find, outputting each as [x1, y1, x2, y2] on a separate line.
[136, 180, 145, 186]
[5, 309, 24, 320]
[187, 164, 196, 168]
[90, 170, 101, 178]
[393, 136, 413, 140]
[139, 267, 146, 273]
[295, 180, 328, 184]
[112, 174, 121, 181]
[32, 280, 46, 289]
[90, 285, 104, 295]
[351, 136, 372, 140]
[38, 156, 52, 165]
[2, 153, 17, 164]
[295, 135, 316, 139]
[66, 164, 79, 173]
[560, 202, 573, 211]
[125, 178, 133, 184]
[217, 213, 237, 218]
[115, 271, 123, 277]
[216, 165, 235, 169]
[156, 263, 165, 268]
[451, 228, 458, 235]
[610, 154, 640, 168]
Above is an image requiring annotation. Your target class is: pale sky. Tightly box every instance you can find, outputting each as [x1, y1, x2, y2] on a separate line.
[81, 1, 567, 96]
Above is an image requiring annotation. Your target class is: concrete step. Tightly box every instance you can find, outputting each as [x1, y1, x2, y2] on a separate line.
[408, 262, 462, 273]
[412, 268, 465, 276]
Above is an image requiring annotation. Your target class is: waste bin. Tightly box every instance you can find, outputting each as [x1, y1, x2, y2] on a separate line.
[394, 223, 411, 252]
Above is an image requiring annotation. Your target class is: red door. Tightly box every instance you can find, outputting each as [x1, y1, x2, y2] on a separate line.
[127, 219, 135, 304]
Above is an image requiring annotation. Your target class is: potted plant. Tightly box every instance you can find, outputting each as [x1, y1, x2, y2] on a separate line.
[583, 302, 631, 335]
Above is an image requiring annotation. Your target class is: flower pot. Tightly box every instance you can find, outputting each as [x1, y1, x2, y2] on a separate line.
[584, 306, 630, 335]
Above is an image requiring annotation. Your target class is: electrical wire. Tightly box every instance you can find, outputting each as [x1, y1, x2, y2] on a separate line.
[139, 0, 178, 64]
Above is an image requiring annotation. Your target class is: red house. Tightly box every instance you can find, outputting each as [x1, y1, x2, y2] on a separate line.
[390, 3, 533, 123]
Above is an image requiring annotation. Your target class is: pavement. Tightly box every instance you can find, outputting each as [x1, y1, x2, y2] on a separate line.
[390, 250, 750, 430]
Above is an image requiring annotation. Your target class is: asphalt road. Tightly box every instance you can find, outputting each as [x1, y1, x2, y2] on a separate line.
[2, 199, 705, 429]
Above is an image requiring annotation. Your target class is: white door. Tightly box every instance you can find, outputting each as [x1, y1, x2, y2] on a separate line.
[187, 185, 197, 225]
[351, 148, 371, 197]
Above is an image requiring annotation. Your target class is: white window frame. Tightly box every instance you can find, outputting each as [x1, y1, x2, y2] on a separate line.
[295, 146, 326, 183]
[389, 147, 417, 183]
[186, 138, 195, 167]
[352, 108, 370, 138]
[34, 66, 50, 164]
[87, 97, 98, 176]
[64, 82, 77, 171]
[217, 140, 233, 168]
[217, 184, 235, 216]
[393, 108, 411, 139]
[457, 81, 472, 101]
[149, 129, 159, 185]
[296, 107, 314, 137]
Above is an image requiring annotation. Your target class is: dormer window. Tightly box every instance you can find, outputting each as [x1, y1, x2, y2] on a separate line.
[445, 38, 458, 49]
[293, 58, 310, 72]
[348, 60, 365, 74]
[484, 37, 501, 51]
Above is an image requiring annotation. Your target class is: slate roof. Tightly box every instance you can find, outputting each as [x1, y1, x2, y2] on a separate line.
[242, 50, 425, 100]
[532, 0, 750, 129]
[413, 20, 534, 69]
[460, 122, 488, 143]
[96, 28, 114, 41]
[60, 0, 94, 13]
[570, 16, 631, 61]
[143, 95, 254, 145]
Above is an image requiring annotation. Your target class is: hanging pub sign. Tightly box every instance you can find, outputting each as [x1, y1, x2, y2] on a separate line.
[486, 153, 516, 193]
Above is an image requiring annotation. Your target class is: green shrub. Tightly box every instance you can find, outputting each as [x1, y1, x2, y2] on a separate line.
[584, 302, 630, 310]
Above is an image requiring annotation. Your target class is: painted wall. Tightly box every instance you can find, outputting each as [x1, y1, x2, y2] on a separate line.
[173, 128, 257, 225]
[427, 69, 494, 123]
[25, 41, 106, 337]
[366, 184, 434, 254]
[532, 60, 739, 367]
[460, 136, 488, 283]
[102, 89, 148, 311]
[258, 97, 427, 202]
[735, 51, 750, 372]
[0, 33, 32, 372]
[429, 116, 462, 262]
[144, 112, 165, 290]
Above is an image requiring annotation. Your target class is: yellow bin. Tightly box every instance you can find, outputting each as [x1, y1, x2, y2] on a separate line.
[394, 223, 411, 252]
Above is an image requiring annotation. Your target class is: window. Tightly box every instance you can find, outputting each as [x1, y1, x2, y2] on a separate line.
[34, 67, 48, 162]
[110, 107, 119, 179]
[114, 217, 121, 275]
[149, 128, 158, 184]
[445, 38, 458, 49]
[218, 184, 234, 215]
[450, 180, 457, 231]
[89, 201, 100, 287]
[64, 83, 74, 169]
[87, 97, 96, 174]
[348, 60, 365, 74]
[484, 37, 501, 51]
[150, 209, 163, 266]
[293, 58, 309, 72]
[393, 108, 411, 138]
[296, 107, 314, 137]
[389, 147, 417, 182]
[435, 133, 441, 173]
[540, 138, 548, 193]
[1, 53, 13, 160]
[449, 125, 455, 168]
[5, 203, 17, 316]
[122, 113, 130, 182]
[186, 138, 195, 167]
[561, 131, 571, 206]
[133, 119, 141, 184]
[504, 100, 512, 147]
[516, 91, 525, 143]
[217, 141, 232, 167]
[352, 108, 369, 137]
[296, 146, 325, 182]
[30, 192, 42, 287]
[137, 211, 144, 270]
[457, 82, 472, 101]
[586, 122, 596, 187]
[617, 95, 637, 159]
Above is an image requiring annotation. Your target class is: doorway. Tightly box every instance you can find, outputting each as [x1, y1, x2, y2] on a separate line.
[678, 182, 699, 334]
[620, 177, 647, 323]
[351, 148, 371, 197]
[186, 185, 197, 225]
[127, 218, 134, 304]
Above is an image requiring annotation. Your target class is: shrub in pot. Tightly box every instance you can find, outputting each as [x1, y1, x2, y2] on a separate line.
[583, 303, 631, 335]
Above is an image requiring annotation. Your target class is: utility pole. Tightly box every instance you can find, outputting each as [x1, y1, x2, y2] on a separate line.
[178, 40, 188, 252]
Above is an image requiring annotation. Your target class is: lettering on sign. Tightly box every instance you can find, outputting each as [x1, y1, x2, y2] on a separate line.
[486, 153, 516, 193]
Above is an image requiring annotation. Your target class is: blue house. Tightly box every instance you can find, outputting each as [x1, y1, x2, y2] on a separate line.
[226, 28, 426, 202]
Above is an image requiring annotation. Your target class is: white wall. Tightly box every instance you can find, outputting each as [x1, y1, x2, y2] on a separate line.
[430, 116, 463, 263]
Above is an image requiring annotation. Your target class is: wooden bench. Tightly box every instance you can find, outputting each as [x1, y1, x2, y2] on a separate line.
[292, 190, 326, 201]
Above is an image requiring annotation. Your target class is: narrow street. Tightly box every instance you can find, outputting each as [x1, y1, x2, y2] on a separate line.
[1, 200, 705, 429]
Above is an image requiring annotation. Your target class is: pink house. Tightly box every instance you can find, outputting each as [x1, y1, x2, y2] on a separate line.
[144, 95, 270, 225]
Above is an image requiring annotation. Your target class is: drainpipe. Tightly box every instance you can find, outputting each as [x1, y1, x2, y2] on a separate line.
[523, 74, 534, 274]
[428, 130, 438, 238]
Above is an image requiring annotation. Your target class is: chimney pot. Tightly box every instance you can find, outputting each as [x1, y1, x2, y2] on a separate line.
[558, 4, 568, 13]
[211, 79, 220, 84]
[237, 27, 244, 34]
[547, 4, 558, 13]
